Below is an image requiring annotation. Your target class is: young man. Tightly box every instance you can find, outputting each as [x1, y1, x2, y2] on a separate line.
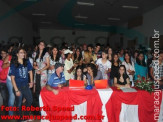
[96, 50, 111, 79]
[94, 43, 102, 59]
[46, 63, 66, 95]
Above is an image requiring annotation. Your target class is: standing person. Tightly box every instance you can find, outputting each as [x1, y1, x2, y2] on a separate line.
[83, 44, 97, 64]
[122, 52, 135, 86]
[72, 47, 83, 66]
[94, 43, 101, 59]
[134, 52, 148, 80]
[119, 49, 124, 62]
[108, 47, 113, 61]
[33, 41, 50, 90]
[64, 49, 77, 86]
[9, 48, 33, 120]
[110, 53, 121, 86]
[59, 46, 67, 64]
[48, 46, 60, 80]
[0, 47, 9, 115]
[114, 65, 130, 88]
[96, 50, 111, 80]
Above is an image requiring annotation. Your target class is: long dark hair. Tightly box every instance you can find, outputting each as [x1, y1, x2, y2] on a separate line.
[112, 53, 121, 65]
[117, 65, 129, 80]
[50, 46, 60, 62]
[74, 47, 82, 62]
[136, 52, 146, 67]
[11, 47, 27, 68]
[74, 65, 84, 80]
[35, 41, 47, 62]
[87, 63, 97, 77]
[124, 52, 132, 64]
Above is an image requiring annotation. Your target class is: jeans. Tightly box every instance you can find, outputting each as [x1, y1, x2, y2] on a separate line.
[6, 78, 15, 115]
[0, 83, 9, 114]
[15, 85, 33, 117]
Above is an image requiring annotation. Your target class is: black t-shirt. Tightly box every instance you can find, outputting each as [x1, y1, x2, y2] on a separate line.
[110, 64, 119, 79]
[114, 74, 129, 85]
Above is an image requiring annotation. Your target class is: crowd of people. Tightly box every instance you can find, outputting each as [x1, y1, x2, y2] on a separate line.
[0, 41, 163, 121]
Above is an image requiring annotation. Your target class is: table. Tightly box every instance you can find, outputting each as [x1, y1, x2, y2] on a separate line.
[39, 87, 163, 122]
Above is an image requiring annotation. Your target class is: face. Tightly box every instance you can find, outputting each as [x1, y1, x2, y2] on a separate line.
[83, 45, 87, 51]
[77, 69, 82, 77]
[114, 54, 118, 62]
[38, 42, 45, 50]
[61, 49, 65, 54]
[108, 48, 112, 54]
[8, 46, 13, 53]
[87, 67, 93, 75]
[76, 49, 80, 55]
[159, 53, 163, 61]
[119, 66, 125, 75]
[1, 51, 7, 59]
[138, 54, 144, 61]
[52, 48, 58, 55]
[68, 53, 72, 58]
[102, 52, 107, 59]
[17, 49, 25, 59]
[134, 52, 138, 58]
[96, 46, 100, 52]
[125, 54, 130, 60]
[88, 47, 93, 52]
[120, 49, 124, 55]
[57, 66, 64, 73]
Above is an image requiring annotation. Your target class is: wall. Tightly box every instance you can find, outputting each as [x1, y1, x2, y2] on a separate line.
[0, 0, 33, 45]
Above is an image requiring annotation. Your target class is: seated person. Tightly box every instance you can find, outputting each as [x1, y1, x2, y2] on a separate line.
[46, 63, 66, 95]
[86, 63, 103, 86]
[114, 65, 130, 88]
[71, 65, 87, 85]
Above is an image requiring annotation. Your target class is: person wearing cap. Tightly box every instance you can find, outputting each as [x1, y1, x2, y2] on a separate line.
[46, 63, 66, 95]
[64, 49, 77, 86]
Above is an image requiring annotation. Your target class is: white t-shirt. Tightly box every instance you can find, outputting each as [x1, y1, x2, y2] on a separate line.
[96, 58, 111, 79]
[64, 58, 74, 80]
[122, 61, 135, 83]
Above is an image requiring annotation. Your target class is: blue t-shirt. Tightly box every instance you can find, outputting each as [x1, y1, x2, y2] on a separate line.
[9, 60, 33, 88]
[47, 72, 66, 87]
[134, 63, 148, 80]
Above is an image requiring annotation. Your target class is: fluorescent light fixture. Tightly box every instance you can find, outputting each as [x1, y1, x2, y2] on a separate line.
[40, 22, 52, 24]
[75, 23, 85, 26]
[108, 18, 120, 21]
[100, 25, 111, 27]
[32, 13, 46, 16]
[75, 15, 88, 19]
[77, 1, 95, 6]
[122, 5, 139, 9]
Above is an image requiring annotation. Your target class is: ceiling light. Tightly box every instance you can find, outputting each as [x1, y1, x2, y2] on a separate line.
[108, 18, 120, 21]
[40, 22, 52, 24]
[77, 1, 95, 6]
[32, 13, 46, 16]
[75, 15, 88, 19]
[122, 5, 139, 9]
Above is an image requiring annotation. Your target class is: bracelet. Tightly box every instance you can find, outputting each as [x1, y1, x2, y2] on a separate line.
[15, 90, 19, 92]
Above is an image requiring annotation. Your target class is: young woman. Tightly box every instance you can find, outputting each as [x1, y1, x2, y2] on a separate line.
[134, 52, 148, 80]
[122, 52, 135, 86]
[86, 63, 103, 86]
[110, 53, 121, 86]
[96, 50, 111, 79]
[64, 49, 77, 86]
[71, 65, 87, 84]
[48, 46, 60, 80]
[114, 65, 130, 88]
[10, 48, 33, 118]
[72, 47, 83, 66]
[0, 47, 9, 115]
[108, 47, 113, 61]
[33, 41, 50, 89]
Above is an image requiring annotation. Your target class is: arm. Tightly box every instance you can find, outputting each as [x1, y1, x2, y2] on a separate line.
[11, 76, 21, 96]
[29, 70, 34, 88]
[40, 57, 50, 72]
[2, 56, 10, 68]
[46, 84, 58, 95]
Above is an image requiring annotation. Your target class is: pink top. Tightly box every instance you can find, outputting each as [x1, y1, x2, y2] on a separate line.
[0, 60, 6, 83]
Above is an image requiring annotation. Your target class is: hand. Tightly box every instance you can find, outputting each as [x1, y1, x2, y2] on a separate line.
[29, 82, 34, 88]
[16, 91, 21, 96]
[52, 89, 59, 95]
[36, 70, 41, 74]
[58, 84, 62, 88]
[34, 66, 39, 70]
[125, 84, 130, 88]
